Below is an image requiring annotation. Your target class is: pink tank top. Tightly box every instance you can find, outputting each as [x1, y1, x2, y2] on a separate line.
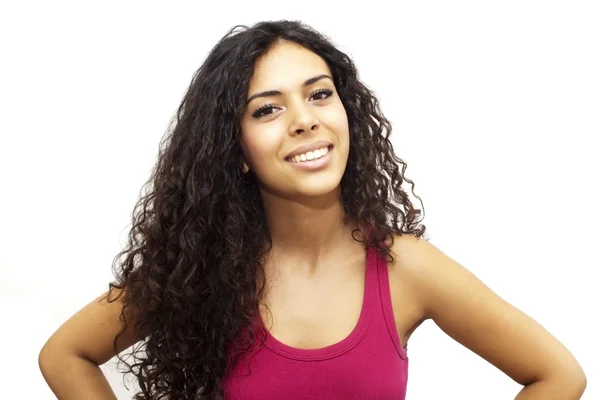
[223, 246, 409, 399]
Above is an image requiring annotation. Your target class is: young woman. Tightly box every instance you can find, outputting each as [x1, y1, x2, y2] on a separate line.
[38, 20, 586, 399]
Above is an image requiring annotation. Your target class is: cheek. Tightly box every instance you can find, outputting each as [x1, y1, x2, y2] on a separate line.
[323, 103, 350, 143]
[241, 126, 283, 169]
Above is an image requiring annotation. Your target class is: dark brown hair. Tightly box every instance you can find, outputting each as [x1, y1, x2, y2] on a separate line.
[104, 19, 427, 399]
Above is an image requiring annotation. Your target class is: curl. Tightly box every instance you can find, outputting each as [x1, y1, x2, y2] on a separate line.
[102, 19, 427, 399]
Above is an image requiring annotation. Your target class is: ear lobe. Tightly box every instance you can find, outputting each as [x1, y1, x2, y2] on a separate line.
[242, 160, 250, 174]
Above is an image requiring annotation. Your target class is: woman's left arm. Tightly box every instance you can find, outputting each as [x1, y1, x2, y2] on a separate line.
[392, 235, 587, 399]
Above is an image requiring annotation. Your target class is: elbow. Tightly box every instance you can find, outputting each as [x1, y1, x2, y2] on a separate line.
[38, 342, 56, 372]
[573, 370, 587, 397]
[563, 362, 588, 396]
[38, 340, 69, 372]
[546, 366, 588, 399]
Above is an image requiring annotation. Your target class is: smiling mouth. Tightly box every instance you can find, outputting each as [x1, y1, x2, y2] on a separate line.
[285, 145, 334, 163]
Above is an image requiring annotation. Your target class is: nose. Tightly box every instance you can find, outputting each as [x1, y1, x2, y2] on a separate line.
[288, 102, 319, 135]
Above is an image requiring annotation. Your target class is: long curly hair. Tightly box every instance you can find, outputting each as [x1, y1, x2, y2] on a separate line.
[103, 19, 427, 399]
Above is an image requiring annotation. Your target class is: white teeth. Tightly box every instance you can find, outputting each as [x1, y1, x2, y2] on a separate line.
[288, 146, 330, 163]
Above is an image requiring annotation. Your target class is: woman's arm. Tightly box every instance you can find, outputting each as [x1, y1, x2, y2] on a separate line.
[39, 288, 145, 399]
[390, 234, 587, 399]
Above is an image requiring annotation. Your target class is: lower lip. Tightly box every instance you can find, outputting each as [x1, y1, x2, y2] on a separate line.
[286, 147, 333, 171]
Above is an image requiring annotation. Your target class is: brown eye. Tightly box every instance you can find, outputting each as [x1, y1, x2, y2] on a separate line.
[252, 104, 278, 119]
[310, 88, 333, 101]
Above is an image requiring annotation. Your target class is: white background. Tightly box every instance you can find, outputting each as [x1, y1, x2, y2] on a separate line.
[1, 1, 598, 398]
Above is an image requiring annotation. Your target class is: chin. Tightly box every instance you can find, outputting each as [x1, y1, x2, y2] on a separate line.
[291, 173, 344, 198]
[258, 157, 348, 200]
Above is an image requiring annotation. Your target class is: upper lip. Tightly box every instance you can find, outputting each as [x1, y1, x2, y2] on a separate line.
[285, 140, 333, 159]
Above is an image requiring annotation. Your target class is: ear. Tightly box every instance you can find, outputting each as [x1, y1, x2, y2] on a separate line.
[242, 159, 250, 174]
[238, 140, 250, 173]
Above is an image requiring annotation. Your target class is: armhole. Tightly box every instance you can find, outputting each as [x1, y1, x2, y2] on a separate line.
[376, 253, 409, 360]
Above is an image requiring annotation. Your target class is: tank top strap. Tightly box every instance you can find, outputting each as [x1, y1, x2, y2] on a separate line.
[368, 246, 409, 360]
[364, 245, 381, 307]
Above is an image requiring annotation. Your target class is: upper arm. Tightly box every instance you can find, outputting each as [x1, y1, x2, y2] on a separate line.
[391, 234, 586, 387]
[39, 287, 147, 366]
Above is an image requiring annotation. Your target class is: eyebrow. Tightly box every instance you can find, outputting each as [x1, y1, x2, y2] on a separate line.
[246, 74, 333, 105]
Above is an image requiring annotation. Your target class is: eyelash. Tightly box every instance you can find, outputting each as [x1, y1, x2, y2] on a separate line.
[252, 88, 334, 119]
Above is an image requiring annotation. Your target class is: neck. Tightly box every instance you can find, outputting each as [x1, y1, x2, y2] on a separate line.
[259, 186, 360, 274]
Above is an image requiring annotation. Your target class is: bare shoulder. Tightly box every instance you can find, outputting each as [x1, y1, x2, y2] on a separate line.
[386, 233, 586, 391]
[386, 233, 432, 321]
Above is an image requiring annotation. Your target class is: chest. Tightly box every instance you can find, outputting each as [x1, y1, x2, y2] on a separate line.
[258, 258, 422, 350]
[259, 266, 364, 349]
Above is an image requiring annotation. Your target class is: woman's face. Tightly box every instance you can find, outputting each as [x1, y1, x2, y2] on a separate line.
[239, 40, 350, 200]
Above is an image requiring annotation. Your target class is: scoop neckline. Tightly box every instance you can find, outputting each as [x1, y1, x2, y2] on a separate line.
[257, 247, 375, 361]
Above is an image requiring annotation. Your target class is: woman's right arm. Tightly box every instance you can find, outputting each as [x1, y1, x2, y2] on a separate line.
[38, 288, 145, 399]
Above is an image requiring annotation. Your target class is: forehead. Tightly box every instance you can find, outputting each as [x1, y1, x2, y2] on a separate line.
[248, 41, 332, 92]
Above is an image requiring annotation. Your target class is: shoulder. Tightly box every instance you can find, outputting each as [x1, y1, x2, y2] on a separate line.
[385, 233, 437, 320]
[387, 233, 432, 273]
[386, 232, 475, 319]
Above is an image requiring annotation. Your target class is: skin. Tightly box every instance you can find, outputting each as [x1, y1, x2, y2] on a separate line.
[38, 39, 586, 399]
[239, 40, 587, 398]
[240, 39, 358, 271]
